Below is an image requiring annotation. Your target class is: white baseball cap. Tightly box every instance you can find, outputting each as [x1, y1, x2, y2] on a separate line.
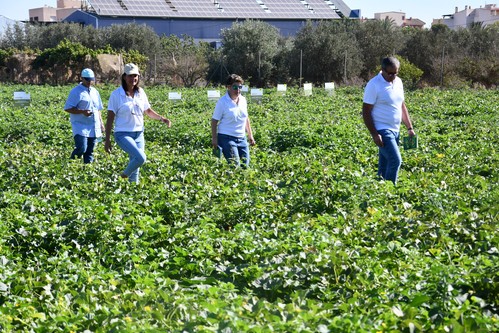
[124, 63, 140, 76]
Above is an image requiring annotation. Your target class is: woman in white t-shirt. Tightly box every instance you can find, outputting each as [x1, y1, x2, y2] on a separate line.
[104, 63, 171, 183]
[211, 74, 256, 166]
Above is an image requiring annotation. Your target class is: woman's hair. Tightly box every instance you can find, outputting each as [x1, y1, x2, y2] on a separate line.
[381, 56, 400, 70]
[121, 74, 140, 95]
[225, 74, 244, 86]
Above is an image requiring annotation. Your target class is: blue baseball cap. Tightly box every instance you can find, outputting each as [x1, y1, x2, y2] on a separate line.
[81, 68, 95, 81]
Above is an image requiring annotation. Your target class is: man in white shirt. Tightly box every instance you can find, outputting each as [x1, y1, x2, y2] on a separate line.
[362, 57, 416, 184]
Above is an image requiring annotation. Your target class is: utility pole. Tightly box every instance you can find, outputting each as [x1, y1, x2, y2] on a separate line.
[220, 53, 223, 84]
[258, 50, 261, 84]
[343, 50, 347, 83]
[299, 49, 303, 88]
[440, 46, 445, 87]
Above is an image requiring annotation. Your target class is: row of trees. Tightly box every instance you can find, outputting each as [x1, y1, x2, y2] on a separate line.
[0, 19, 498, 87]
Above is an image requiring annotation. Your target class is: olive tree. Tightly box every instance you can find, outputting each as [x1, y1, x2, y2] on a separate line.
[221, 20, 281, 87]
[0, 22, 28, 50]
[291, 20, 363, 84]
[159, 34, 211, 87]
[401, 24, 458, 85]
[99, 23, 161, 58]
[356, 18, 406, 79]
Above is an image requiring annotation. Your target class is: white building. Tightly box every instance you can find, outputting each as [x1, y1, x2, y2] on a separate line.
[29, 0, 84, 22]
[374, 11, 425, 29]
[375, 11, 405, 26]
[433, 4, 499, 29]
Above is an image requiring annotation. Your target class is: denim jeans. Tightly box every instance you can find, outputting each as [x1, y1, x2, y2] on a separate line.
[71, 134, 96, 164]
[115, 131, 146, 183]
[217, 133, 250, 167]
[377, 129, 402, 184]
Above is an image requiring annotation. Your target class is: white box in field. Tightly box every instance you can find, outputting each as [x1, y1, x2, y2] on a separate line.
[250, 88, 263, 103]
[168, 92, 182, 101]
[303, 83, 312, 96]
[325, 82, 335, 95]
[250, 88, 263, 96]
[14, 91, 31, 107]
[277, 84, 287, 95]
[207, 90, 220, 102]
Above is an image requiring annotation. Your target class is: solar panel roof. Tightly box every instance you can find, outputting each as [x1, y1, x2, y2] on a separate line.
[87, 0, 348, 19]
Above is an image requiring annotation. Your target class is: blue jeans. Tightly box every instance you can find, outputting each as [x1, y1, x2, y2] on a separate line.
[377, 129, 402, 184]
[115, 131, 146, 183]
[71, 134, 96, 164]
[217, 134, 250, 167]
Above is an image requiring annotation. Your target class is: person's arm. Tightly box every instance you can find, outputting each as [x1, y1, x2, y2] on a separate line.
[65, 106, 93, 117]
[401, 102, 415, 137]
[211, 119, 219, 149]
[97, 94, 105, 132]
[145, 108, 172, 127]
[96, 109, 105, 133]
[65, 89, 93, 117]
[104, 111, 115, 153]
[362, 102, 383, 147]
[245, 117, 256, 146]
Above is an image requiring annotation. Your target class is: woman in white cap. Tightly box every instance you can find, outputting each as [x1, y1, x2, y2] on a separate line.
[64, 68, 105, 164]
[104, 63, 171, 183]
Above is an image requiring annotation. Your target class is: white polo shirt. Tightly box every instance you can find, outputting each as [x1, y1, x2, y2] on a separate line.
[212, 92, 248, 138]
[107, 86, 151, 132]
[363, 72, 405, 132]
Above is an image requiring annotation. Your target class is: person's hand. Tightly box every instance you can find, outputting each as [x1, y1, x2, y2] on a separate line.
[408, 129, 416, 137]
[212, 138, 218, 149]
[160, 117, 172, 127]
[248, 137, 256, 146]
[372, 133, 383, 147]
[82, 110, 93, 117]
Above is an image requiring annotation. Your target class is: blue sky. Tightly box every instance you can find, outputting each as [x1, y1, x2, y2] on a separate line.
[1, 0, 493, 27]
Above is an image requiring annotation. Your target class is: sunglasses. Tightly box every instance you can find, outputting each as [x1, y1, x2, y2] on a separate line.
[83, 77, 95, 81]
[383, 69, 398, 76]
[232, 85, 243, 90]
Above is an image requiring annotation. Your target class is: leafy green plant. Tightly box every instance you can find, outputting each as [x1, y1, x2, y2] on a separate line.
[397, 56, 424, 88]
[0, 48, 15, 66]
[0, 86, 497, 332]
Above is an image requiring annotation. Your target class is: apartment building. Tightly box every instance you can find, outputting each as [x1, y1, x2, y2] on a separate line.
[374, 11, 425, 29]
[29, 0, 84, 22]
[433, 4, 499, 29]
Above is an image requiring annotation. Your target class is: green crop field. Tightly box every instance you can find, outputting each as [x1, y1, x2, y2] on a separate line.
[0, 84, 498, 332]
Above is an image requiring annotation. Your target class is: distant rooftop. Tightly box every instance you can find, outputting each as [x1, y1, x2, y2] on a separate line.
[86, 0, 358, 19]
